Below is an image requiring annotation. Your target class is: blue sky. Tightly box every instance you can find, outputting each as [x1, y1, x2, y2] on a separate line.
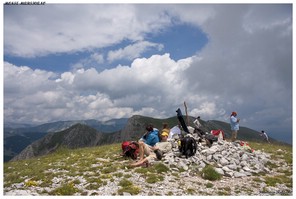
[4, 22, 208, 73]
[3, 3, 293, 144]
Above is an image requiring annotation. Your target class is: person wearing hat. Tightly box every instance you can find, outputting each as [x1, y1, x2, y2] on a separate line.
[130, 130, 172, 167]
[230, 112, 240, 142]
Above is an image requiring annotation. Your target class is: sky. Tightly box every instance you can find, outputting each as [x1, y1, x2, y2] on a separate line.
[2, 2, 293, 144]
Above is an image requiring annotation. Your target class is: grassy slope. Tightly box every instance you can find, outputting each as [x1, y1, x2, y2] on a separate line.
[3, 141, 292, 196]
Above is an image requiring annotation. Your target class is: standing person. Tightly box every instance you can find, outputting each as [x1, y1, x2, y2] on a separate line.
[193, 116, 206, 138]
[193, 116, 202, 129]
[260, 130, 270, 143]
[230, 112, 240, 142]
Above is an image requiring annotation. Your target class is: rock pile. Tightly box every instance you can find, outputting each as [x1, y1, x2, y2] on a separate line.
[161, 133, 271, 178]
[4, 134, 292, 196]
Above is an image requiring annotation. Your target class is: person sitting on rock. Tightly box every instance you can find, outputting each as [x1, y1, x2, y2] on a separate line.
[139, 124, 160, 147]
[130, 130, 172, 167]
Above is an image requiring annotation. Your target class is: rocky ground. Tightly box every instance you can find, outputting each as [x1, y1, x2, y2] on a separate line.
[3, 137, 293, 196]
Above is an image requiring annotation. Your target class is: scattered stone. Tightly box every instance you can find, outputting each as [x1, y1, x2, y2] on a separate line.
[3, 132, 292, 196]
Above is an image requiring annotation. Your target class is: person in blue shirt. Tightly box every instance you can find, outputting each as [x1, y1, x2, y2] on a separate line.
[136, 124, 160, 163]
[131, 129, 171, 167]
[230, 112, 240, 142]
[140, 124, 159, 146]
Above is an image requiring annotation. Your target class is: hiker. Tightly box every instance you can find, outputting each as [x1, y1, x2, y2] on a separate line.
[193, 116, 202, 129]
[193, 116, 205, 137]
[230, 112, 240, 142]
[139, 124, 160, 147]
[260, 130, 270, 143]
[130, 130, 172, 167]
[176, 108, 190, 134]
[162, 123, 170, 136]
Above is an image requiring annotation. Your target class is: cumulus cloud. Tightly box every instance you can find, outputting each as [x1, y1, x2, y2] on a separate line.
[3, 4, 292, 143]
[4, 53, 192, 123]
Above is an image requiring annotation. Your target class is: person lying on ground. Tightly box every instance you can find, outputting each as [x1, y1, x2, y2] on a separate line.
[130, 130, 172, 167]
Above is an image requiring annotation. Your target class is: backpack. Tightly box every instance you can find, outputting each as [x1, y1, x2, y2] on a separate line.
[179, 136, 197, 158]
[121, 141, 139, 160]
[210, 129, 225, 140]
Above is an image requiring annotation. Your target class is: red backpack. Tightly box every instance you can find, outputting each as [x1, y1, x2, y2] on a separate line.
[211, 129, 225, 140]
[121, 141, 139, 160]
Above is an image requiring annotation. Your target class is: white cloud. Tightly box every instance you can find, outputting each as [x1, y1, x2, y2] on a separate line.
[90, 53, 104, 64]
[3, 4, 292, 143]
[4, 53, 193, 123]
[107, 41, 164, 62]
[4, 4, 172, 58]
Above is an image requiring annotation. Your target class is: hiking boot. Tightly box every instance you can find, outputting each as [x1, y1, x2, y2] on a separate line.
[154, 149, 163, 160]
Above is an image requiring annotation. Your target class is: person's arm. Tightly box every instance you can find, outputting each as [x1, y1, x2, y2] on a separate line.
[231, 117, 238, 123]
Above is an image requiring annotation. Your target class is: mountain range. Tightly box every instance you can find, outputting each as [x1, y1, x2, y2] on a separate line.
[5, 115, 281, 162]
[4, 118, 127, 162]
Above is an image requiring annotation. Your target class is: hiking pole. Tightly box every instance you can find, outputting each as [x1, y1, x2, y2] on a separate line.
[184, 101, 189, 126]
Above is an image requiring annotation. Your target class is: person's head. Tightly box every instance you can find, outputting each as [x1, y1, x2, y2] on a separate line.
[160, 131, 169, 141]
[162, 123, 169, 129]
[231, 112, 237, 116]
[197, 116, 200, 119]
[145, 124, 154, 132]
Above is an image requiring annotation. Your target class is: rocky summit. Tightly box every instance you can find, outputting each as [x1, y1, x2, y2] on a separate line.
[3, 132, 292, 196]
[164, 136, 270, 178]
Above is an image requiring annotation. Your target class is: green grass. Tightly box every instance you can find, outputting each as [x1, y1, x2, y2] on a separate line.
[205, 182, 214, 188]
[146, 173, 164, 183]
[200, 165, 222, 181]
[117, 179, 141, 195]
[3, 141, 293, 196]
[264, 175, 293, 188]
[248, 141, 292, 164]
[49, 182, 79, 195]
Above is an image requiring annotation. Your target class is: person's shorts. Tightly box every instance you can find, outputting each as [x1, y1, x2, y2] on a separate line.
[146, 153, 157, 163]
[142, 143, 157, 163]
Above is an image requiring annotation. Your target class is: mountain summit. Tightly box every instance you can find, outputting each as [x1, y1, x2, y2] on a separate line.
[9, 115, 280, 161]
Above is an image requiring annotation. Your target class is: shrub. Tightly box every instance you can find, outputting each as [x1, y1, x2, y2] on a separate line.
[146, 173, 164, 183]
[200, 165, 222, 181]
[118, 179, 133, 187]
[49, 182, 79, 195]
[205, 182, 214, 188]
[118, 179, 141, 195]
[152, 163, 169, 173]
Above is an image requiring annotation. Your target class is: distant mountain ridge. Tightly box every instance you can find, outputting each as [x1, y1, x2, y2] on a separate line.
[4, 118, 128, 135]
[11, 124, 105, 161]
[4, 118, 128, 162]
[9, 115, 282, 162]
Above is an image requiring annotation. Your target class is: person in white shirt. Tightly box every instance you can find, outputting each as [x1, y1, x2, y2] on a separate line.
[260, 130, 270, 143]
[193, 116, 201, 129]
